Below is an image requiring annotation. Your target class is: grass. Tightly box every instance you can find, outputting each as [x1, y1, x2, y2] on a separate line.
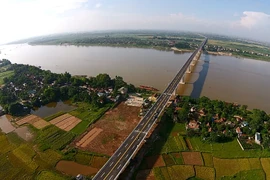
[6, 132, 24, 146]
[207, 39, 270, 61]
[162, 154, 176, 166]
[171, 153, 183, 165]
[160, 167, 171, 180]
[213, 157, 262, 179]
[189, 137, 270, 158]
[36, 125, 75, 151]
[202, 153, 214, 167]
[38, 149, 62, 167]
[171, 123, 186, 135]
[37, 170, 67, 180]
[261, 158, 270, 179]
[153, 167, 165, 180]
[69, 102, 111, 135]
[169, 165, 195, 180]
[44, 111, 66, 121]
[12, 144, 38, 171]
[74, 152, 93, 165]
[195, 166, 215, 180]
[221, 169, 265, 180]
[0, 70, 14, 85]
[90, 156, 109, 169]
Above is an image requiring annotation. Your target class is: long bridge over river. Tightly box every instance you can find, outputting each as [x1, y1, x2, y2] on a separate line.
[93, 38, 208, 180]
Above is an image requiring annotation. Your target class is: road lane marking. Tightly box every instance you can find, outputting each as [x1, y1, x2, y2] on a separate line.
[95, 42, 206, 180]
[109, 175, 114, 180]
[109, 162, 114, 167]
[125, 144, 128, 147]
[101, 172, 105, 177]
[103, 94, 169, 180]
[131, 135, 134, 139]
[118, 152, 122, 157]
[117, 164, 122, 169]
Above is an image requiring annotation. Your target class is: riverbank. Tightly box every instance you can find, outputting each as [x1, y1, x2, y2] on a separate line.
[206, 51, 232, 56]
[29, 41, 270, 62]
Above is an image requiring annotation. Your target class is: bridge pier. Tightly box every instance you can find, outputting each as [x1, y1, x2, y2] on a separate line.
[186, 65, 191, 73]
[180, 74, 185, 84]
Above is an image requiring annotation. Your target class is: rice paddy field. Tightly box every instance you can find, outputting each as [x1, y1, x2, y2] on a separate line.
[137, 122, 270, 180]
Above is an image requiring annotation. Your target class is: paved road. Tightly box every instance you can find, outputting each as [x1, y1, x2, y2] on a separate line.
[93, 38, 208, 180]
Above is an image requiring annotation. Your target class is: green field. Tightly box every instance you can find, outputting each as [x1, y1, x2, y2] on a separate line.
[0, 70, 14, 85]
[221, 169, 265, 180]
[208, 39, 270, 61]
[189, 137, 270, 158]
[37, 171, 68, 180]
[0, 130, 66, 179]
[44, 111, 66, 121]
[36, 125, 75, 151]
[140, 121, 270, 180]
[69, 102, 111, 135]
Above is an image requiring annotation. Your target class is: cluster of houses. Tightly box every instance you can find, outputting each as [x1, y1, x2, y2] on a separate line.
[185, 107, 262, 145]
[205, 45, 270, 57]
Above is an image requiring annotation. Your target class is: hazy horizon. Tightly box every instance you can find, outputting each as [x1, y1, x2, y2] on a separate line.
[0, 0, 270, 44]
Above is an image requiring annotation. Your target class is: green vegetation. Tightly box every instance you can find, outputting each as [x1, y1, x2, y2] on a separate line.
[11, 31, 270, 61]
[195, 166, 215, 180]
[36, 125, 75, 151]
[221, 169, 265, 180]
[206, 39, 270, 61]
[0, 70, 14, 85]
[168, 96, 270, 149]
[213, 158, 263, 179]
[44, 111, 66, 121]
[21, 31, 203, 51]
[0, 130, 66, 179]
[37, 171, 68, 180]
[138, 96, 270, 180]
[70, 102, 112, 134]
[0, 60, 135, 116]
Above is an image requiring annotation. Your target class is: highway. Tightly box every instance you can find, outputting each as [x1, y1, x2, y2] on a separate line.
[93, 38, 208, 180]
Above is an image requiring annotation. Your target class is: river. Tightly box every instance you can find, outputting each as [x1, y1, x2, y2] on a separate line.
[1, 44, 270, 113]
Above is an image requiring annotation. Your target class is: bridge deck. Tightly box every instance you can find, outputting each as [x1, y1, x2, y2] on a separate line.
[93, 38, 208, 180]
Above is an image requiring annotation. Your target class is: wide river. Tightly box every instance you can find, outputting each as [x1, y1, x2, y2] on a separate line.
[1, 44, 270, 113]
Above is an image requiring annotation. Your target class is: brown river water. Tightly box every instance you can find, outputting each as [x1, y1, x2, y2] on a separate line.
[1, 44, 270, 113]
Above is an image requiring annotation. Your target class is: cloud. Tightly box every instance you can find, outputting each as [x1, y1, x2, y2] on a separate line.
[95, 3, 102, 8]
[0, 1, 269, 44]
[239, 11, 270, 28]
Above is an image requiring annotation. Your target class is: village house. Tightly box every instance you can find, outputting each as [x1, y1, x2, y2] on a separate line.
[255, 132, 261, 145]
[186, 120, 200, 130]
[118, 87, 128, 95]
[234, 115, 243, 122]
[236, 127, 242, 137]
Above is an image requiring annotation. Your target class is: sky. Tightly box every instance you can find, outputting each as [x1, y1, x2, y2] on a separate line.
[0, 0, 270, 44]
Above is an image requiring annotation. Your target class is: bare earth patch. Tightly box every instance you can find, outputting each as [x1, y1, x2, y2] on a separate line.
[182, 152, 203, 165]
[50, 114, 81, 131]
[16, 115, 37, 125]
[56, 160, 98, 176]
[146, 155, 165, 168]
[74, 102, 141, 156]
[76, 128, 103, 148]
[16, 115, 50, 129]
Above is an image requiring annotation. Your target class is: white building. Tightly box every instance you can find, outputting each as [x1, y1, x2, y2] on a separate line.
[255, 132, 261, 145]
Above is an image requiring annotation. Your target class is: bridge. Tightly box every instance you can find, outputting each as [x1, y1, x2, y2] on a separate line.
[93, 38, 208, 180]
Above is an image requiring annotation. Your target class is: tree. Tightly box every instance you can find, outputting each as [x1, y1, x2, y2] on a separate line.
[95, 73, 112, 88]
[177, 108, 189, 123]
[113, 76, 127, 90]
[8, 102, 28, 116]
